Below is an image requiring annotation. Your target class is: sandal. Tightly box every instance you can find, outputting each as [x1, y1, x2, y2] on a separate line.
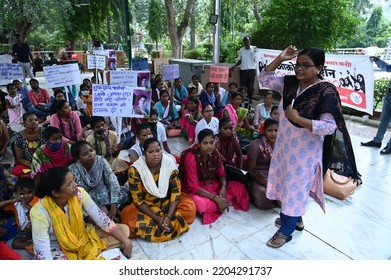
[275, 217, 304, 231]
[267, 231, 292, 248]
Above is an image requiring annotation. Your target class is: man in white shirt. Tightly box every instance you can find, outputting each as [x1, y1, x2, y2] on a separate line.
[230, 36, 257, 100]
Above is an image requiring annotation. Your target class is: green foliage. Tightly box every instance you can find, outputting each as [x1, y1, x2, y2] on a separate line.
[251, 0, 359, 51]
[374, 77, 389, 110]
[220, 36, 241, 63]
[147, 0, 165, 48]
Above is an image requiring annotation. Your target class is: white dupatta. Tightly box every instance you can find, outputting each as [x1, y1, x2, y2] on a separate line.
[132, 154, 178, 198]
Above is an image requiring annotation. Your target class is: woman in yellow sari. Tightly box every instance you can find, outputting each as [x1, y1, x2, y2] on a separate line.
[30, 166, 132, 260]
[120, 138, 196, 242]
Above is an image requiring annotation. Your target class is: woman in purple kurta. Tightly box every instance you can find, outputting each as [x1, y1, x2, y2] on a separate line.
[259, 46, 360, 248]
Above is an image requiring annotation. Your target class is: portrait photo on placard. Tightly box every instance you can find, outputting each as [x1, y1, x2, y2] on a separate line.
[137, 72, 150, 88]
[131, 88, 151, 117]
[108, 50, 117, 70]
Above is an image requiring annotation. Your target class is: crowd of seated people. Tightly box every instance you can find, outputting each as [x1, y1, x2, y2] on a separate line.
[0, 71, 283, 260]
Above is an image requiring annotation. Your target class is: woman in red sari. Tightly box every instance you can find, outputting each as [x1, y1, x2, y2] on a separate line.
[179, 129, 249, 224]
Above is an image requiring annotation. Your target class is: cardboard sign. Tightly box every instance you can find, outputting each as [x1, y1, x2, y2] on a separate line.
[43, 64, 81, 88]
[87, 55, 107, 70]
[92, 84, 151, 117]
[132, 58, 149, 70]
[209, 66, 229, 83]
[162, 64, 179, 80]
[153, 58, 170, 75]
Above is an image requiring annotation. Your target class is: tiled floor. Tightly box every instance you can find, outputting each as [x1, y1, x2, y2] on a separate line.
[11, 119, 391, 260]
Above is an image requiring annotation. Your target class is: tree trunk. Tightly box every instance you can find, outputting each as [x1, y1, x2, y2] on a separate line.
[253, 4, 261, 23]
[164, 0, 196, 58]
[190, 15, 196, 49]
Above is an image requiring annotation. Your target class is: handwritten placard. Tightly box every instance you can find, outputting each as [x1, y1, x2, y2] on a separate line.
[92, 84, 136, 117]
[87, 55, 106, 70]
[43, 64, 82, 88]
[162, 64, 179, 80]
[132, 58, 149, 70]
[209, 66, 229, 83]
[0, 63, 24, 80]
[110, 70, 151, 87]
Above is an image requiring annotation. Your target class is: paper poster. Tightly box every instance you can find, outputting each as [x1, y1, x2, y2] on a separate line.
[92, 84, 151, 117]
[0, 63, 24, 81]
[109, 70, 150, 87]
[162, 64, 179, 81]
[93, 49, 117, 70]
[87, 54, 107, 70]
[153, 58, 170, 75]
[43, 63, 81, 88]
[209, 66, 229, 83]
[132, 58, 149, 70]
[256, 49, 374, 115]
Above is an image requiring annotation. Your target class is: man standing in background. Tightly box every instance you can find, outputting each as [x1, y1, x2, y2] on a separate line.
[230, 36, 257, 100]
[11, 34, 34, 79]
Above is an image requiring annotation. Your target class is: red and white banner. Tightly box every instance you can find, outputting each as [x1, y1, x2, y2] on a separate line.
[256, 49, 374, 115]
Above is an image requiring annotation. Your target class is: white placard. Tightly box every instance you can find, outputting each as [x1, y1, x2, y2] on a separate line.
[43, 64, 82, 88]
[109, 70, 151, 87]
[87, 54, 106, 70]
[92, 84, 130, 117]
[0, 63, 24, 82]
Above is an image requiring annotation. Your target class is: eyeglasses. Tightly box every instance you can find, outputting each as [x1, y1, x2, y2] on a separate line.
[294, 63, 316, 70]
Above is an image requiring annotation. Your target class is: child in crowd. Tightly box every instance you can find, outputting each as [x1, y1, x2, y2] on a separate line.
[1, 177, 38, 251]
[12, 79, 30, 112]
[5, 83, 25, 125]
[258, 105, 279, 134]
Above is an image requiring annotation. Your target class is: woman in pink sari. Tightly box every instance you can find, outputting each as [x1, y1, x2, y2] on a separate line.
[179, 129, 249, 224]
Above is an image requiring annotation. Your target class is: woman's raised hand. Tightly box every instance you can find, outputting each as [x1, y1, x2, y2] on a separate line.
[279, 45, 299, 61]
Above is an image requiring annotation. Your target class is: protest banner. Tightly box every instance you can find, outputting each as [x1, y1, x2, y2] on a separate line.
[256, 49, 374, 115]
[0, 63, 24, 82]
[43, 63, 82, 88]
[162, 64, 179, 81]
[87, 54, 107, 70]
[92, 84, 150, 117]
[209, 66, 229, 83]
[109, 70, 150, 87]
[132, 58, 149, 70]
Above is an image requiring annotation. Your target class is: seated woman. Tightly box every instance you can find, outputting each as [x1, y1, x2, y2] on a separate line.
[180, 96, 202, 143]
[247, 118, 279, 210]
[254, 90, 275, 130]
[199, 82, 222, 118]
[179, 129, 249, 224]
[31, 126, 73, 186]
[120, 138, 196, 242]
[154, 90, 180, 130]
[69, 141, 130, 220]
[180, 86, 201, 115]
[30, 166, 132, 260]
[215, 117, 243, 168]
[194, 104, 219, 144]
[224, 92, 257, 138]
[48, 89, 66, 115]
[49, 100, 83, 145]
[86, 116, 129, 184]
[0, 117, 10, 162]
[75, 84, 91, 128]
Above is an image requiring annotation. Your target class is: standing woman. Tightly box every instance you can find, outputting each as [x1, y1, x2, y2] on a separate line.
[120, 138, 196, 242]
[10, 112, 44, 178]
[246, 118, 279, 210]
[49, 100, 83, 145]
[179, 129, 249, 224]
[259, 46, 360, 248]
[30, 166, 132, 260]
